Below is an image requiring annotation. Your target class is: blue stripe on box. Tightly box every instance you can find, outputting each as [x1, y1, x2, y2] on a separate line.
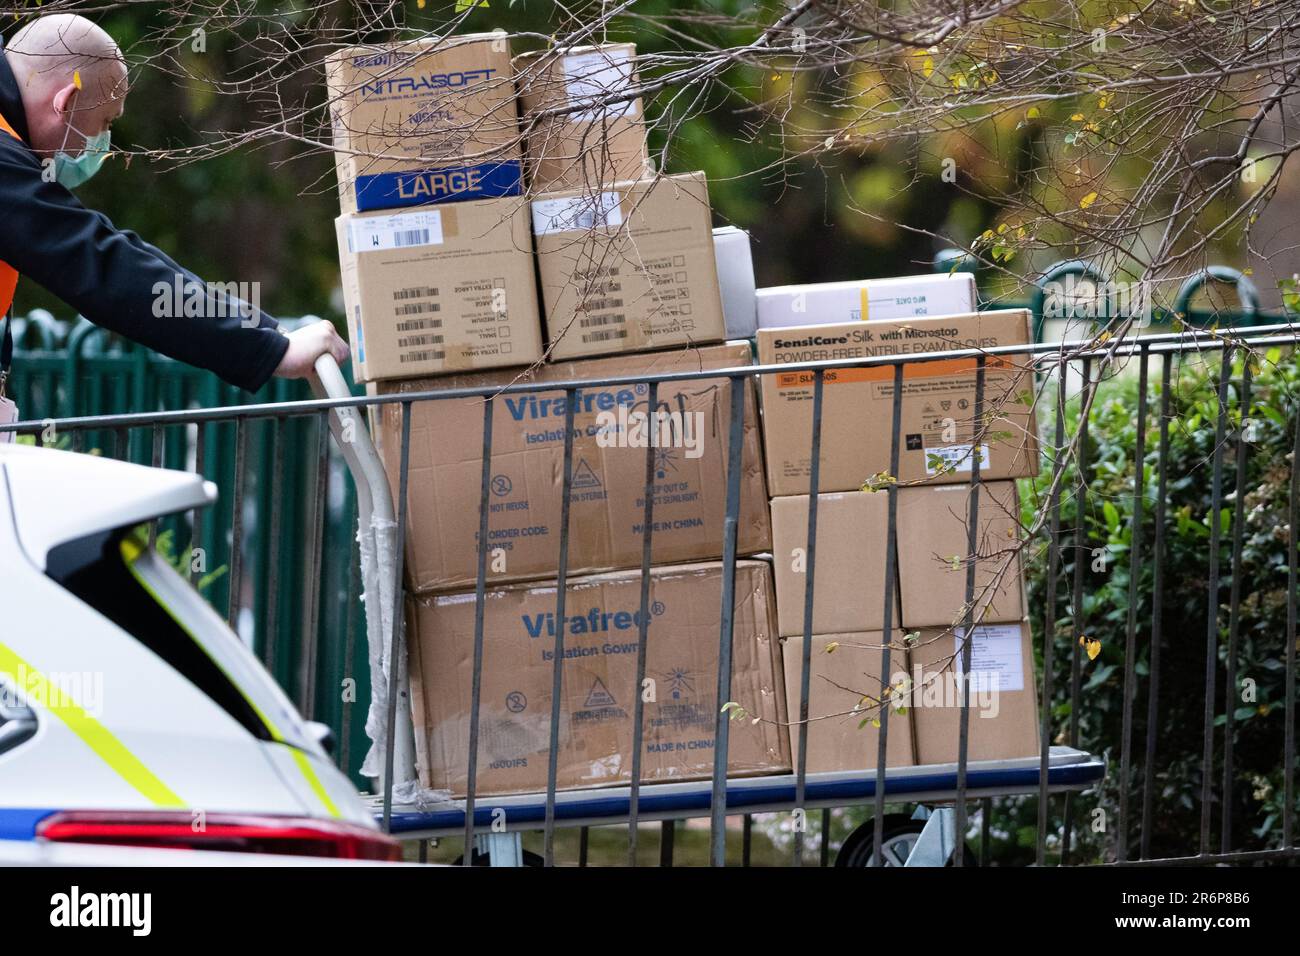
[354, 161, 523, 212]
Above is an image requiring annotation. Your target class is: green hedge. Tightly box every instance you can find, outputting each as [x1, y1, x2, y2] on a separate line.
[1014, 346, 1300, 863]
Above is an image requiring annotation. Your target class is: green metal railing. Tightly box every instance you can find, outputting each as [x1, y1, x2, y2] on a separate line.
[930, 253, 1282, 338]
[7, 311, 371, 786]
[9, 259, 1291, 794]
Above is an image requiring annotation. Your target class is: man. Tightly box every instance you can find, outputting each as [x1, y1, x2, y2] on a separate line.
[0, 14, 348, 420]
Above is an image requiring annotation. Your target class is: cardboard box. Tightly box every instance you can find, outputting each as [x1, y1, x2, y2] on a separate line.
[532, 172, 726, 360]
[325, 35, 523, 213]
[514, 44, 649, 191]
[782, 634, 914, 773]
[375, 341, 771, 592]
[336, 197, 542, 382]
[897, 481, 1026, 629]
[755, 272, 977, 330]
[408, 560, 790, 796]
[714, 226, 757, 340]
[757, 310, 1040, 495]
[907, 620, 1040, 764]
[769, 492, 899, 638]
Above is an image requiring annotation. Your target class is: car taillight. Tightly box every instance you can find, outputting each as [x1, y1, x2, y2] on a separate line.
[37, 811, 401, 861]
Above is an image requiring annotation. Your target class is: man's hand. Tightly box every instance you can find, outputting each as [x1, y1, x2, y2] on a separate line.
[274, 320, 350, 379]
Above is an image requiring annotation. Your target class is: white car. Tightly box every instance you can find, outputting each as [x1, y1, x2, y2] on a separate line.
[0, 443, 398, 862]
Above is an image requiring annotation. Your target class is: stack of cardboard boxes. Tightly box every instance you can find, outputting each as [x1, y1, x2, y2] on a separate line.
[327, 36, 788, 798]
[328, 33, 1048, 798]
[328, 35, 544, 380]
[515, 44, 762, 342]
[516, 44, 727, 360]
[759, 303, 1044, 772]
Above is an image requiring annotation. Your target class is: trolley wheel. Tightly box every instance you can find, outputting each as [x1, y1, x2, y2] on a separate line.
[835, 815, 977, 867]
[452, 849, 546, 867]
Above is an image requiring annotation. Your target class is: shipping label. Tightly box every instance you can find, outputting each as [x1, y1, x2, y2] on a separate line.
[531, 191, 623, 234]
[348, 210, 444, 252]
[562, 48, 636, 122]
[924, 443, 990, 475]
[956, 624, 1025, 692]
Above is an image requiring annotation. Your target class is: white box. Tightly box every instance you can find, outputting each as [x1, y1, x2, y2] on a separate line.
[713, 226, 757, 339]
[755, 272, 977, 330]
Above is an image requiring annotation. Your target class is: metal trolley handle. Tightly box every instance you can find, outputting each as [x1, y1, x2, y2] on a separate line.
[309, 354, 417, 793]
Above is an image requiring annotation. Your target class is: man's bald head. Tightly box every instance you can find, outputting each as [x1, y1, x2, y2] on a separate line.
[7, 14, 127, 159]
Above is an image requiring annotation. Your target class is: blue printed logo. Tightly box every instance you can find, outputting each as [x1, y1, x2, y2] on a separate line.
[522, 603, 664, 639]
[358, 68, 497, 96]
[353, 161, 522, 212]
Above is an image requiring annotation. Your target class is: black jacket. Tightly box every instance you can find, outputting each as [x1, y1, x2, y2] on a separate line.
[0, 37, 289, 392]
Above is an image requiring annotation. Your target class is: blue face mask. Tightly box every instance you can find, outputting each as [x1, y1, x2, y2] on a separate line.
[54, 128, 111, 189]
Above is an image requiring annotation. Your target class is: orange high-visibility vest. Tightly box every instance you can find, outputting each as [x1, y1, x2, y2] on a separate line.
[0, 111, 19, 317]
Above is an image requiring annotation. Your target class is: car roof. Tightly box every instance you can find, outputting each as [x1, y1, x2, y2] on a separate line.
[0, 444, 215, 570]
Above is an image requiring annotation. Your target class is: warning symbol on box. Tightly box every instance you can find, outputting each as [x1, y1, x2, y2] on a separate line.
[585, 678, 617, 708]
[572, 458, 602, 489]
[663, 666, 694, 700]
[654, 448, 678, 478]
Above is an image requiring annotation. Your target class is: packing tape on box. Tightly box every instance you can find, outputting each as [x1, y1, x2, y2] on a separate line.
[439, 205, 460, 240]
[441, 342, 478, 373]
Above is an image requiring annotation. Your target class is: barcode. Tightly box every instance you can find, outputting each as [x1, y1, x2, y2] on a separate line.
[395, 286, 439, 300]
[398, 334, 445, 347]
[395, 303, 441, 317]
[401, 350, 445, 363]
[579, 311, 626, 328]
[575, 267, 620, 281]
[393, 228, 431, 247]
[534, 191, 623, 235]
[396, 317, 443, 332]
[582, 326, 628, 344]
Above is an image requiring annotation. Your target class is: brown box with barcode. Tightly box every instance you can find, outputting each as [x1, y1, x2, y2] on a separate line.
[756, 311, 1040, 495]
[336, 195, 542, 382]
[532, 172, 726, 361]
[514, 43, 649, 191]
